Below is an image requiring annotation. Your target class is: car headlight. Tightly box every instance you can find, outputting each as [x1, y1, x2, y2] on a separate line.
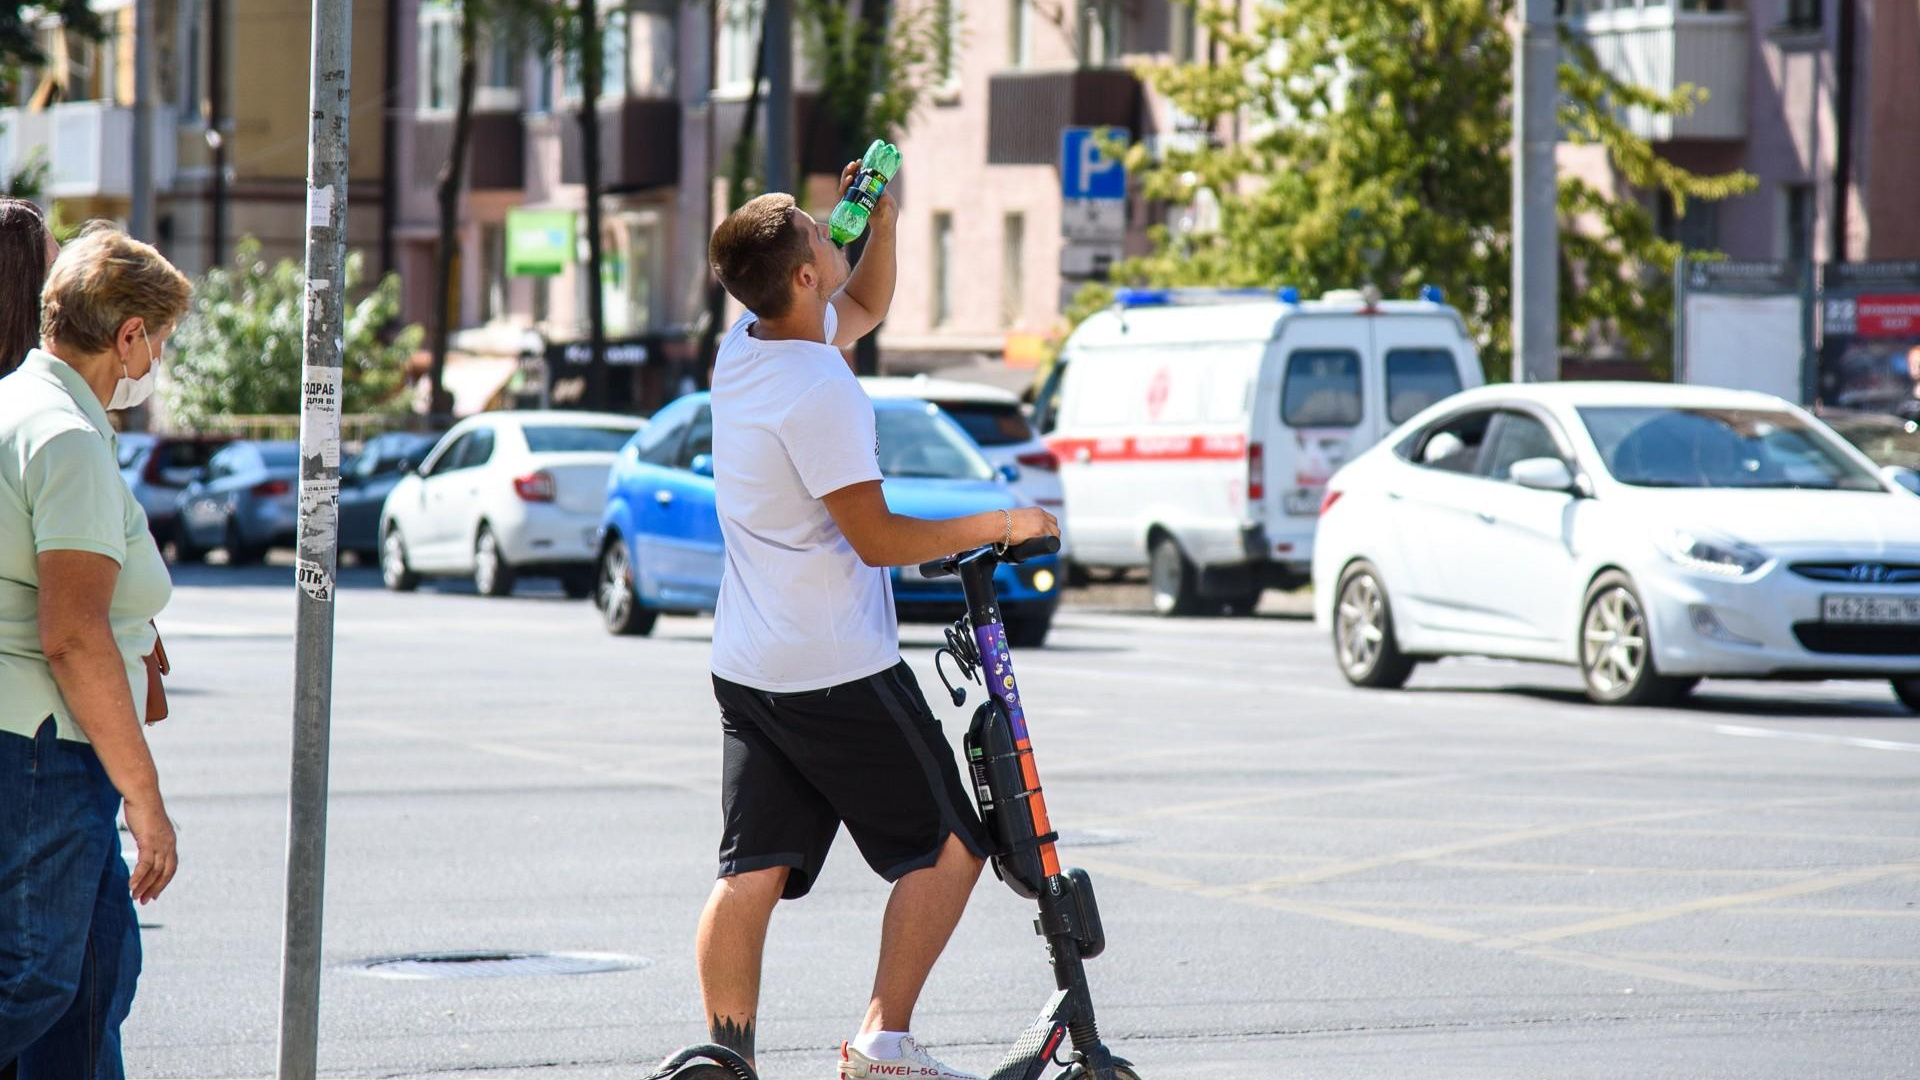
[1662, 529, 1769, 578]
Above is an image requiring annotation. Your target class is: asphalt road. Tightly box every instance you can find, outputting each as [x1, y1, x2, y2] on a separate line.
[124, 564, 1920, 1079]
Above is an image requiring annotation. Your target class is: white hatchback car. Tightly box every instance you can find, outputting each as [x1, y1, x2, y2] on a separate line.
[380, 411, 645, 597]
[1312, 383, 1920, 709]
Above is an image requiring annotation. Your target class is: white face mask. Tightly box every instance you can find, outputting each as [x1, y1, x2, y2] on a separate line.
[108, 327, 159, 411]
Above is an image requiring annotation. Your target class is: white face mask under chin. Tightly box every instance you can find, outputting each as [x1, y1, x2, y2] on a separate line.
[108, 330, 159, 411]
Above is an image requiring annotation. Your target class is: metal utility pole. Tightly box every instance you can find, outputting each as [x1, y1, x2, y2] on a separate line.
[579, 0, 609, 408]
[130, 0, 154, 240]
[764, 0, 793, 196]
[276, 0, 352, 1068]
[1512, 0, 1558, 382]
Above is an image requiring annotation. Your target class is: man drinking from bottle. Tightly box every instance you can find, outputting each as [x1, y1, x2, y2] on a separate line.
[697, 160, 1059, 1079]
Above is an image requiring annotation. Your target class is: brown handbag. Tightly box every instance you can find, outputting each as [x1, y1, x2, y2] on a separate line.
[143, 621, 170, 725]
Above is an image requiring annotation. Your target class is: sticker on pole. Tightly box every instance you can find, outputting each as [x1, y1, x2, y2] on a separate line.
[301, 367, 341, 467]
[297, 363, 343, 603]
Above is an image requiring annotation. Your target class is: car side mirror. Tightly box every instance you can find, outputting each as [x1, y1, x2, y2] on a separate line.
[998, 463, 1022, 484]
[1885, 465, 1920, 495]
[689, 453, 715, 478]
[1510, 457, 1575, 493]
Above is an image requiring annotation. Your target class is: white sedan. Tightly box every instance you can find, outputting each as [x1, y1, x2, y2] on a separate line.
[1312, 383, 1920, 709]
[380, 411, 644, 597]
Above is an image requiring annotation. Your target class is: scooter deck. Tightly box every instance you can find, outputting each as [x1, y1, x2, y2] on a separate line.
[987, 989, 1071, 1080]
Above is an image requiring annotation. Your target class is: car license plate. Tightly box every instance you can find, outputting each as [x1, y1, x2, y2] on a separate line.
[1822, 594, 1920, 625]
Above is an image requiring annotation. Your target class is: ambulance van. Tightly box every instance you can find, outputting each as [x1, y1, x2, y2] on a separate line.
[1035, 286, 1483, 615]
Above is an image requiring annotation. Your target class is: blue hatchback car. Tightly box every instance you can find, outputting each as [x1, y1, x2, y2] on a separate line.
[594, 391, 1062, 645]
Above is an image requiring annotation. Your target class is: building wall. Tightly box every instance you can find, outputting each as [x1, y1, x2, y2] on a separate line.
[1861, 0, 1920, 259]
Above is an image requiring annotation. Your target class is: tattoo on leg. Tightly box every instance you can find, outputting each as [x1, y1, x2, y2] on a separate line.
[710, 1013, 755, 1061]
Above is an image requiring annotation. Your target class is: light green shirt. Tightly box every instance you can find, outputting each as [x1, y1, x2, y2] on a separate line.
[0, 349, 173, 742]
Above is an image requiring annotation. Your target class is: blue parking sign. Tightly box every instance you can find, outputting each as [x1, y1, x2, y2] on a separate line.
[1061, 127, 1129, 200]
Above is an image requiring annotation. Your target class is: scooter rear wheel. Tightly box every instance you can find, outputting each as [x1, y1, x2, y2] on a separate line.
[639, 1044, 758, 1080]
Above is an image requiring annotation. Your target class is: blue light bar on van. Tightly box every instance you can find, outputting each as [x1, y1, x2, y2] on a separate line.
[1277, 286, 1301, 304]
[1420, 285, 1445, 303]
[1114, 288, 1172, 307]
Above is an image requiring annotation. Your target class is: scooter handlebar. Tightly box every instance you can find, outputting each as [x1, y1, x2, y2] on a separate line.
[917, 535, 1059, 580]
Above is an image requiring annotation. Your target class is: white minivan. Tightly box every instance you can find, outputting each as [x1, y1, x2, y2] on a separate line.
[1035, 286, 1484, 614]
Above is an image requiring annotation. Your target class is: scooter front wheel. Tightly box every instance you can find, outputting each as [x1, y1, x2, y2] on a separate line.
[1053, 1059, 1141, 1080]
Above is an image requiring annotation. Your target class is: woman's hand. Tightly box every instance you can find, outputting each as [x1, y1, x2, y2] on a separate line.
[124, 796, 177, 904]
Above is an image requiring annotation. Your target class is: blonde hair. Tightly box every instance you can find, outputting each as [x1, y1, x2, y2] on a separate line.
[40, 224, 192, 353]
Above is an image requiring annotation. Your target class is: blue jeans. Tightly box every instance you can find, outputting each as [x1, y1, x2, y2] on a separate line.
[0, 719, 141, 1080]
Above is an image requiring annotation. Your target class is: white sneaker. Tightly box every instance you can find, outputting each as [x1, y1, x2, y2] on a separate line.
[839, 1035, 984, 1080]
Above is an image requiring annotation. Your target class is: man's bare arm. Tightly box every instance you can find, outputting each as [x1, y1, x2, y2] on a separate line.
[821, 481, 1057, 568]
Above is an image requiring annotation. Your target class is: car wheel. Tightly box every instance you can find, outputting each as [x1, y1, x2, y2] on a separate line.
[1333, 561, 1416, 689]
[1580, 571, 1690, 706]
[224, 519, 264, 566]
[1005, 613, 1053, 649]
[1894, 678, 1920, 714]
[597, 539, 657, 637]
[381, 525, 420, 592]
[1148, 533, 1204, 616]
[474, 525, 516, 597]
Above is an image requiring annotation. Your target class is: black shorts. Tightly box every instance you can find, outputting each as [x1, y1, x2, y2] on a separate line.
[712, 661, 990, 900]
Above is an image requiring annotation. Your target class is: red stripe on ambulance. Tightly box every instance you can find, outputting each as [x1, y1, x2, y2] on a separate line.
[1046, 433, 1248, 463]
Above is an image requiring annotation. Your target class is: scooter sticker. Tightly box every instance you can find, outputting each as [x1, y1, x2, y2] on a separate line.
[973, 621, 1032, 742]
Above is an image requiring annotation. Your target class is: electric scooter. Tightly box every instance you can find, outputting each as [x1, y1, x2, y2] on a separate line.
[645, 536, 1139, 1080]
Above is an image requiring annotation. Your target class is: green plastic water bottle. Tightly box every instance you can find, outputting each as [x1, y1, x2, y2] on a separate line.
[829, 139, 902, 247]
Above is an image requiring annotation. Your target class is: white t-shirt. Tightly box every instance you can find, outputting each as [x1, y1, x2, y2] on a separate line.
[709, 305, 898, 692]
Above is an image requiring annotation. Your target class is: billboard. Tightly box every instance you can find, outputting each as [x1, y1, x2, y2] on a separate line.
[1675, 259, 1805, 402]
[1819, 262, 1920, 421]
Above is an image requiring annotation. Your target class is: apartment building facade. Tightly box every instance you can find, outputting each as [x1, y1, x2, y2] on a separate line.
[1568, 0, 1920, 264]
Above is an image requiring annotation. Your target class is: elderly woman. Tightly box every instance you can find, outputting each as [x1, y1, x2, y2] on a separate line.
[0, 227, 190, 1077]
[0, 199, 56, 376]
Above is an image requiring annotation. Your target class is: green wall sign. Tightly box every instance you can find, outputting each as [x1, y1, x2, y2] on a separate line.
[507, 209, 575, 277]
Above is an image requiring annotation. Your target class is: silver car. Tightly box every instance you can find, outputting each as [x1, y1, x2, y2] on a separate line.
[173, 441, 301, 565]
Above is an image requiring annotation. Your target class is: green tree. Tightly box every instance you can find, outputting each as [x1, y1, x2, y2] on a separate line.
[166, 239, 423, 429]
[1118, 0, 1756, 379]
[798, 0, 949, 374]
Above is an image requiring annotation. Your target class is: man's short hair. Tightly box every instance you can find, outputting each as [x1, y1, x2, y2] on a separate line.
[709, 193, 814, 320]
[41, 223, 192, 353]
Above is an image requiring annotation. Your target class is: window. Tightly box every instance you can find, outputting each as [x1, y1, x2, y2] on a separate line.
[1170, 0, 1197, 62]
[679, 408, 714, 467]
[1385, 349, 1463, 424]
[418, 4, 459, 112]
[1578, 406, 1882, 490]
[425, 433, 471, 476]
[1782, 0, 1820, 29]
[636, 402, 694, 464]
[717, 0, 765, 93]
[1782, 183, 1813, 264]
[932, 212, 954, 328]
[524, 425, 641, 453]
[1080, 0, 1125, 65]
[1481, 412, 1565, 482]
[876, 406, 996, 481]
[934, 0, 962, 94]
[1407, 410, 1495, 474]
[480, 224, 506, 324]
[1007, 0, 1029, 67]
[1000, 212, 1024, 328]
[460, 428, 497, 469]
[1281, 350, 1362, 428]
[628, 2, 677, 97]
[937, 401, 1034, 447]
[259, 444, 300, 468]
[1657, 192, 1720, 252]
[563, 8, 629, 101]
[529, 39, 556, 113]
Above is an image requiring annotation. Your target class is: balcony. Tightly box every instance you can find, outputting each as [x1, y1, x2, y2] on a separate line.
[0, 102, 176, 199]
[413, 106, 526, 193]
[986, 69, 1142, 166]
[1566, 3, 1750, 141]
[561, 97, 681, 192]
